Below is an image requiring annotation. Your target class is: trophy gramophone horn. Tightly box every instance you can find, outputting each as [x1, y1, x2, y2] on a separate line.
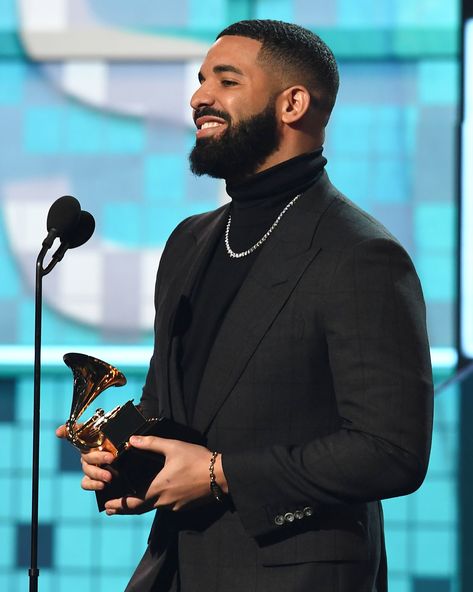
[63, 352, 127, 451]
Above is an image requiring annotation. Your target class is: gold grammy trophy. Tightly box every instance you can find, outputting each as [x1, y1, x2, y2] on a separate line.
[63, 352, 202, 511]
[64, 352, 128, 454]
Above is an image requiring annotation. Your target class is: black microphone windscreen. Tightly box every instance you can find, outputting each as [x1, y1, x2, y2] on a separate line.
[67, 210, 95, 248]
[46, 195, 81, 239]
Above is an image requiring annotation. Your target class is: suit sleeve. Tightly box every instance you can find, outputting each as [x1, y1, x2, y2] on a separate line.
[222, 237, 433, 539]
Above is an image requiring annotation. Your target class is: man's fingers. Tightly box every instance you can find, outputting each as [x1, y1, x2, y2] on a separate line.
[81, 450, 115, 466]
[81, 475, 107, 491]
[55, 424, 67, 438]
[81, 459, 113, 482]
[129, 435, 171, 453]
[104, 496, 146, 515]
[105, 496, 141, 511]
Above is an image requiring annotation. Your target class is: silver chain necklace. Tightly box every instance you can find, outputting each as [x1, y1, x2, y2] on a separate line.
[224, 193, 301, 259]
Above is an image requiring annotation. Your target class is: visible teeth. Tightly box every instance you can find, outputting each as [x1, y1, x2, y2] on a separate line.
[201, 121, 222, 129]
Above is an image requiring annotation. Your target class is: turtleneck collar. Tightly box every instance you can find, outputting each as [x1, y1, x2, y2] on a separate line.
[225, 147, 327, 208]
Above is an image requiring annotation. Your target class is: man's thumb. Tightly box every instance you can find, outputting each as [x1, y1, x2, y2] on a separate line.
[129, 435, 165, 452]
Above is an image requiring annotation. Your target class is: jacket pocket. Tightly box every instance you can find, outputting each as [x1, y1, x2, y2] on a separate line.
[258, 524, 368, 566]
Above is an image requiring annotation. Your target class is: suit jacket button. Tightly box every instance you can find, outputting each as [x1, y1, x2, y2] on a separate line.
[274, 515, 285, 526]
[303, 506, 314, 517]
[284, 512, 295, 523]
[294, 510, 304, 520]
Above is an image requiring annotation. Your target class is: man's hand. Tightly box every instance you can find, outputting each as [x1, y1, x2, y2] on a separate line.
[55, 424, 115, 491]
[104, 436, 228, 516]
[56, 426, 228, 516]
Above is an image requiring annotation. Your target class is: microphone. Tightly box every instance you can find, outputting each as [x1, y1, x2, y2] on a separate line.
[43, 210, 95, 275]
[42, 195, 81, 249]
[52, 210, 96, 263]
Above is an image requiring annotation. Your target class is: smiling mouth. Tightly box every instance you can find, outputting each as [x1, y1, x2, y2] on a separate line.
[195, 115, 229, 138]
[201, 121, 223, 130]
[194, 113, 228, 138]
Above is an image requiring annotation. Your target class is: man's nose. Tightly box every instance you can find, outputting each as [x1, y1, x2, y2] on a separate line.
[190, 84, 215, 111]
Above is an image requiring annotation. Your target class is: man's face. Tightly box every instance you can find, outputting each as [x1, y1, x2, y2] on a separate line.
[189, 36, 281, 182]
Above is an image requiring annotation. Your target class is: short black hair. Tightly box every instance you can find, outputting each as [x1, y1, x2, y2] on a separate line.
[217, 20, 339, 114]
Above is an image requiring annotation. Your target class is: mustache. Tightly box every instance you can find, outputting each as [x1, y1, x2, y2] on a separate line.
[193, 107, 231, 125]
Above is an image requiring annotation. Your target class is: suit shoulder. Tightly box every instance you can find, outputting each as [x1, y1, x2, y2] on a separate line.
[318, 181, 403, 251]
[309, 179, 422, 289]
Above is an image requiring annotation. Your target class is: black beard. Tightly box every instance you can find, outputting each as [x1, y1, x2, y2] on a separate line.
[189, 98, 280, 182]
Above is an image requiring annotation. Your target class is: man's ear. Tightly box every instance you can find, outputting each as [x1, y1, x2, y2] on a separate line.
[279, 86, 312, 124]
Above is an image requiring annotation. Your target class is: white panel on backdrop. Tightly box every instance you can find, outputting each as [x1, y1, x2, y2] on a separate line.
[63, 62, 107, 107]
[19, 0, 209, 60]
[19, 0, 67, 31]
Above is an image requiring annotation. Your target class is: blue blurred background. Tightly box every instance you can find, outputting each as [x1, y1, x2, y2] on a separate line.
[0, 1, 462, 590]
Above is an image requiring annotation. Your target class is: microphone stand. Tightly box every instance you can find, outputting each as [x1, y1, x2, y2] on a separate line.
[29, 238, 64, 592]
[28, 201, 94, 591]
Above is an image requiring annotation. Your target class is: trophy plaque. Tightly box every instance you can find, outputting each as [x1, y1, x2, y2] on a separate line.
[63, 352, 202, 511]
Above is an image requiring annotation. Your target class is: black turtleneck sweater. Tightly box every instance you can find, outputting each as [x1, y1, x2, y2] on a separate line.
[179, 149, 327, 422]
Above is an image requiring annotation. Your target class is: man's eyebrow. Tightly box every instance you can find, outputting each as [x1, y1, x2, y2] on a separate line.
[198, 64, 245, 82]
[213, 64, 244, 76]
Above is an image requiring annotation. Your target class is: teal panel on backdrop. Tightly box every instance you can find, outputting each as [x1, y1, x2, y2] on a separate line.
[412, 479, 456, 524]
[105, 114, 145, 154]
[66, 103, 104, 154]
[385, 527, 409, 572]
[256, 0, 294, 21]
[419, 61, 459, 105]
[0, 0, 16, 29]
[145, 153, 187, 202]
[103, 201, 141, 245]
[414, 528, 455, 575]
[0, 61, 24, 103]
[416, 253, 455, 301]
[415, 203, 456, 251]
[189, 0, 227, 28]
[24, 107, 64, 153]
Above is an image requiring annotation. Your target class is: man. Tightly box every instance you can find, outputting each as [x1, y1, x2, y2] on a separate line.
[62, 20, 433, 591]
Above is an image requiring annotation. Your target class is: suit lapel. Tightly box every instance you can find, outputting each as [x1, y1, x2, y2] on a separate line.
[192, 174, 337, 434]
[156, 205, 229, 424]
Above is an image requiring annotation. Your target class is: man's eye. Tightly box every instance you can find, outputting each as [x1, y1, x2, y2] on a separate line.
[221, 80, 238, 87]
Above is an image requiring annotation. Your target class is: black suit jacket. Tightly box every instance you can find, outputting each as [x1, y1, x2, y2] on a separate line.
[127, 172, 433, 592]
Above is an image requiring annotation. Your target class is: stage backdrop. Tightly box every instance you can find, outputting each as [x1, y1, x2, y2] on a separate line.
[0, 1, 459, 591]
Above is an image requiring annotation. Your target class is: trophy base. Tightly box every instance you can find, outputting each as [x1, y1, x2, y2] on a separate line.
[95, 406, 204, 511]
